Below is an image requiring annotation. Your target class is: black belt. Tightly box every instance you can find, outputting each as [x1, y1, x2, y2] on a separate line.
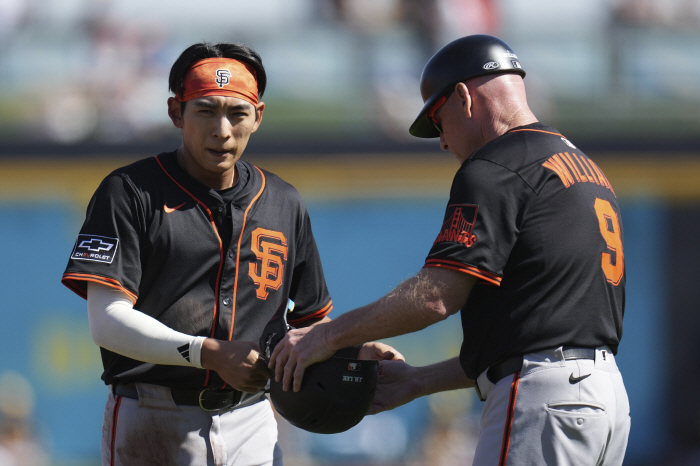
[486, 347, 596, 384]
[114, 383, 243, 412]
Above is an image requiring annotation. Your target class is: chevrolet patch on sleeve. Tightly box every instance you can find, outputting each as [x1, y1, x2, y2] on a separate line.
[71, 234, 119, 264]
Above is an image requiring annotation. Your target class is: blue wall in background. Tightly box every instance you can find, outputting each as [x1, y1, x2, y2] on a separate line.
[0, 204, 107, 459]
[614, 199, 669, 464]
[0, 196, 667, 464]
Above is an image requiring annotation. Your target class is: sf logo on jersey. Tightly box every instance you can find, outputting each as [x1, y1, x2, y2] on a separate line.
[215, 69, 231, 88]
[434, 204, 478, 248]
[248, 228, 288, 299]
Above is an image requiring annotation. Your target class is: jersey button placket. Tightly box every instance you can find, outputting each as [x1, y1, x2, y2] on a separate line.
[222, 297, 231, 306]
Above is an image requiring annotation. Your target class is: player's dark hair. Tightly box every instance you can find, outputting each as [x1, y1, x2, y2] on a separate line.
[169, 42, 267, 104]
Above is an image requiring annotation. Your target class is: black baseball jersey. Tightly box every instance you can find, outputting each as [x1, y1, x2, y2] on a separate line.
[424, 123, 625, 380]
[62, 151, 332, 389]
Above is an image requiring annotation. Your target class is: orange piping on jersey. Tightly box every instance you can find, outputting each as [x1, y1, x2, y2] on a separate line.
[155, 155, 224, 387]
[288, 300, 333, 325]
[62, 278, 85, 300]
[560, 152, 583, 183]
[423, 259, 502, 286]
[508, 128, 563, 137]
[61, 273, 138, 304]
[499, 371, 521, 466]
[228, 166, 266, 343]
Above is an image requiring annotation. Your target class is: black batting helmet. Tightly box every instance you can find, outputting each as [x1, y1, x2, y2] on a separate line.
[260, 300, 378, 434]
[409, 34, 526, 138]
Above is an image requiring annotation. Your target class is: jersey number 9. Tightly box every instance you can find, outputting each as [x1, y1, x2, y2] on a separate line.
[594, 198, 624, 286]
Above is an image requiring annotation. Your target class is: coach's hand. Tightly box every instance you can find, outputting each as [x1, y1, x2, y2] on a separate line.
[200, 339, 271, 392]
[358, 341, 405, 362]
[368, 359, 421, 415]
[268, 323, 335, 393]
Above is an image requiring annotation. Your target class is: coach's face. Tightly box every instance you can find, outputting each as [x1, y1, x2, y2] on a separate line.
[436, 82, 481, 164]
[168, 95, 264, 189]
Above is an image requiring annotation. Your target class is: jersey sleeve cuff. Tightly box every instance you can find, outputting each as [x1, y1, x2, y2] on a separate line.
[62, 272, 138, 304]
[423, 259, 502, 286]
[287, 300, 333, 326]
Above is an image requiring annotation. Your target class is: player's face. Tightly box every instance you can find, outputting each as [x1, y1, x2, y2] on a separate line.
[168, 95, 264, 188]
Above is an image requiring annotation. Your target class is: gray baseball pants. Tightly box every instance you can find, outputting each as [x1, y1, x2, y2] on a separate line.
[101, 383, 282, 466]
[473, 346, 630, 466]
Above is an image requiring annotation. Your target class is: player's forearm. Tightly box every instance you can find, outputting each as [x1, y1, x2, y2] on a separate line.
[87, 282, 206, 368]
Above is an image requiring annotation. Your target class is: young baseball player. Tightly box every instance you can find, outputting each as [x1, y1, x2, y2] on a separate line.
[270, 35, 630, 465]
[62, 42, 401, 466]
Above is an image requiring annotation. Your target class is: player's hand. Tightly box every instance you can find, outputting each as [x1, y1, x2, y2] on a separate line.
[358, 341, 405, 362]
[268, 323, 334, 393]
[368, 359, 421, 415]
[200, 339, 271, 393]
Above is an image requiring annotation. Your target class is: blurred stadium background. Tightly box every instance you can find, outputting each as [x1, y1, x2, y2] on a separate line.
[1, 0, 699, 465]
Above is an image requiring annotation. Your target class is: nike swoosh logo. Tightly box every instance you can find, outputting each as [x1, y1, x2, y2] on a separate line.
[569, 373, 591, 384]
[164, 202, 186, 213]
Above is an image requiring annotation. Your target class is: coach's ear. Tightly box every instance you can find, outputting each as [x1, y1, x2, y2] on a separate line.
[167, 97, 184, 129]
[455, 82, 472, 119]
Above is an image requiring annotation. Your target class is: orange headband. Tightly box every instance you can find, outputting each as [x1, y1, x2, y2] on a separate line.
[176, 58, 259, 105]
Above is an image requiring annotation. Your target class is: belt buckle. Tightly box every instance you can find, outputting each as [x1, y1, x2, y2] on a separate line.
[198, 389, 228, 412]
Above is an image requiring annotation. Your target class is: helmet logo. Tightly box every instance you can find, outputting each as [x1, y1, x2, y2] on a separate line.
[504, 51, 518, 59]
[483, 61, 500, 70]
[512, 61, 522, 70]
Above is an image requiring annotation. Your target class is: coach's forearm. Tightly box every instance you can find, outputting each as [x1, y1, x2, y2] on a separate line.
[326, 268, 475, 351]
[325, 294, 444, 351]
